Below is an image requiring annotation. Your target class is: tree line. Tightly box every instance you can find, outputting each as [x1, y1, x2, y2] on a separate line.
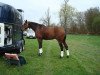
[40, 0, 100, 35]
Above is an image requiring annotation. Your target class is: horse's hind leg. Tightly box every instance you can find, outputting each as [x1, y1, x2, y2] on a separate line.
[63, 41, 69, 58]
[58, 42, 64, 58]
[37, 39, 43, 56]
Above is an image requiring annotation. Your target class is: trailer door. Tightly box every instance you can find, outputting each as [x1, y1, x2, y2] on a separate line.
[0, 23, 4, 47]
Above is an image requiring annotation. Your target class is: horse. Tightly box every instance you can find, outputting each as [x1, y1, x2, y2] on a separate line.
[22, 20, 69, 58]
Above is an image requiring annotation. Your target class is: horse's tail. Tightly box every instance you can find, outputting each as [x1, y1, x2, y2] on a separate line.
[63, 27, 67, 41]
[63, 34, 67, 52]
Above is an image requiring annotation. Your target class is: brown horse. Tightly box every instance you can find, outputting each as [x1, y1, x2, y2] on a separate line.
[22, 20, 69, 58]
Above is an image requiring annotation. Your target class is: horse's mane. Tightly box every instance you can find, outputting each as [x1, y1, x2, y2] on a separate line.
[28, 21, 45, 27]
[26, 21, 46, 31]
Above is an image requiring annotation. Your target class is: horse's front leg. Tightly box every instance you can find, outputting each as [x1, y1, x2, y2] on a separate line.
[58, 42, 64, 58]
[37, 39, 43, 56]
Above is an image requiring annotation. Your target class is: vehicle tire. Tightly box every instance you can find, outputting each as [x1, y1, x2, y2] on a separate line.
[0, 52, 5, 56]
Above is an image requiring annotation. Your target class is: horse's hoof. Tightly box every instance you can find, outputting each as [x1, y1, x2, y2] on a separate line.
[67, 56, 69, 58]
[38, 53, 42, 56]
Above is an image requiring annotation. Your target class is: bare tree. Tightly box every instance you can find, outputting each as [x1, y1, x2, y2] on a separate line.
[59, 0, 75, 33]
[76, 12, 87, 34]
[40, 8, 51, 26]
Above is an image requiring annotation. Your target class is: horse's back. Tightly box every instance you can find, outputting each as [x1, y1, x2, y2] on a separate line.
[41, 27, 55, 39]
[36, 26, 66, 40]
[54, 27, 66, 40]
[44, 26, 65, 39]
[43, 26, 65, 35]
[54, 27, 65, 34]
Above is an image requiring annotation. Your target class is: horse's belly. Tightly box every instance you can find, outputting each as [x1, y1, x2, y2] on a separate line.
[43, 38, 54, 40]
[43, 35, 54, 40]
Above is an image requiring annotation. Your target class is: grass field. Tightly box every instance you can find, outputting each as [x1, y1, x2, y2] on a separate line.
[0, 35, 100, 75]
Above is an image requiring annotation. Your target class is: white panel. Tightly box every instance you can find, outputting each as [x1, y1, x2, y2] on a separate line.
[0, 23, 4, 47]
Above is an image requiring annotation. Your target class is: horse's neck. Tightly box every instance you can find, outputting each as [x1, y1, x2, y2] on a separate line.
[31, 27, 36, 32]
[29, 23, 44, 32]
[29, 25, 37, 32]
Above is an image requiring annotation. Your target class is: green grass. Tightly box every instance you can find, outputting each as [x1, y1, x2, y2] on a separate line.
[0, 35, 100, 75]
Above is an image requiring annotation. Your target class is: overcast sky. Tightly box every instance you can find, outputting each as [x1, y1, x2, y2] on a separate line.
[0, 0, 100, 23]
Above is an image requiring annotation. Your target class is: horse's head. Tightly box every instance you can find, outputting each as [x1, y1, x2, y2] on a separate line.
[22, 20, 29, 31]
